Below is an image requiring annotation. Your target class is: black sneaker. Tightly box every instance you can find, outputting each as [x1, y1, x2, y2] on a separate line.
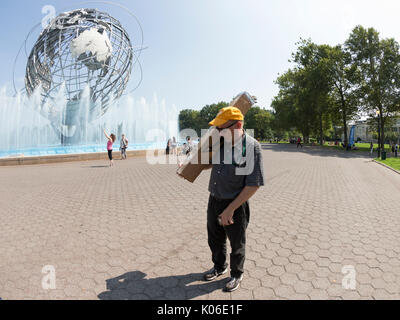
[203, 267, 228, 281]
[224, 275, 243, 292]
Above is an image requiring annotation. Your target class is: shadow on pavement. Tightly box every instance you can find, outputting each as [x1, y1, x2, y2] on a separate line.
[98, 271, 228, 300]
[81, 165, 110, 168]
[261, 143, 378, 159]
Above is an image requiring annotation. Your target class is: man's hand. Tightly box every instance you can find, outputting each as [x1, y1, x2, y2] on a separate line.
[218, 186, 260, 226]
[219, 208, 234, 226]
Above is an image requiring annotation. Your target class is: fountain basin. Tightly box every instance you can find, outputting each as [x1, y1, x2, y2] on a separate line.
[0, 143, 168, 166]
[0, 141, 176, 166]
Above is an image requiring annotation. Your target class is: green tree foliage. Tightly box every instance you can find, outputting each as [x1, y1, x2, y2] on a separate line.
[272, 70, 309, 140]
[199, 102, 229, 130]
[255, 111, 274, 140]
[345, 26, 400, 150]
[178, 102, 275, 141]
[292, 40, 335, 145]
[179, 102, 229, 136]
[178, 109, 201, 135]
[272, 26, 400, 147]
[272, 40, 334, 144]
[244, 106, 274, 140]
[325, 45, 361, 146]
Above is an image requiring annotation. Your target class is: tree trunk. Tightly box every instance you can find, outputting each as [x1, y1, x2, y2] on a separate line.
[380, 114, 385, 151]
[319, 112, 324, 146]
[302, 130, 310, 144]
[342, 116, 348, 147]
[340, 92, 348, 147]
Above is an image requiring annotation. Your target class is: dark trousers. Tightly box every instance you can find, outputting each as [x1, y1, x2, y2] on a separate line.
[121, 148, 127, 159]
[207, 195, 250, 278]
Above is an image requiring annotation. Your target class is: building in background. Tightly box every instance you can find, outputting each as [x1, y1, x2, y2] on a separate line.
[343, 119, 400, 144]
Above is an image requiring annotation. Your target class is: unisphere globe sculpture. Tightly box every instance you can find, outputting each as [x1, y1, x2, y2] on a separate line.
[25, 8, 133, 144]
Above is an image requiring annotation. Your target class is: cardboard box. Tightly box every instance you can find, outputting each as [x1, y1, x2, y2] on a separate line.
[176, 92, 256, 183]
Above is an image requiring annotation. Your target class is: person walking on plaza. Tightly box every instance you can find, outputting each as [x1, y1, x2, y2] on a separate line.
[170, 136, 180, 165]
[297, 136, 302, 148]
[171, 137, 177, 156]
[166, 138, 171, 156]
[202, 106, 265, 292]
[104, 129, 116, 167]
[186, 136, 193, 156]
[120, 134, 129, 160]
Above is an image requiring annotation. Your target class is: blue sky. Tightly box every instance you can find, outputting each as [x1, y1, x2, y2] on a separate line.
[2, 0, 400, 111]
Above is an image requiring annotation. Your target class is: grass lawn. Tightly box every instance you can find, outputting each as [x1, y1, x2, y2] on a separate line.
[376, 158, 400, 171]
[260, 141, 393, 153]
[323, 142, 391, 152]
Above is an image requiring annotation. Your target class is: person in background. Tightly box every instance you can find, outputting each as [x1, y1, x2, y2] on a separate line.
[166, 138, 171, 156]
[186, 136, 193, 156]
[171, 137, 177, 156]
[370, 141, 374, 156]
[104, 129, 116, 167]
[120, 134, 129, 160]
[297, 136, 303, 148]
[395, 143, 398, 158]
[178, 141, 191, 168]
[181, 143, 187, 154]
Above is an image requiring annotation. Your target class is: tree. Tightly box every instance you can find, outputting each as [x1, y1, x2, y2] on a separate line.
[292, 40, 335, 145]
[345, 26, 400, 151]
[179, 101, 277, 141]
[255, 110, 274, 140]
[244, 106, 263, 138]
[178, 109, 201, 135]
[325, 45, 361, 147]
[272, 71, 309, 142]
[272, 40, 333, 144]
[366, 115, 399, 143]
[199, 102, 229, 131]
[244, 106, 274, 140]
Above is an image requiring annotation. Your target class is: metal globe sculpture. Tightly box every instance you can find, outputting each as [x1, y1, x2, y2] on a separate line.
[25, 8, 133, 144]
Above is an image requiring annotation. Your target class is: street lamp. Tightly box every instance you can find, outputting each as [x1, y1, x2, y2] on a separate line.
[376, 110, 381, 158]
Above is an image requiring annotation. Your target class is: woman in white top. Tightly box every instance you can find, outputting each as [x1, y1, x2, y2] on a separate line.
[171, 136, 177, 155]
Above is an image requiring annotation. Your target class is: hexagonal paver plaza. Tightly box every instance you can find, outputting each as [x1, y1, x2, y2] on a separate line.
[1, 144, 400, 300]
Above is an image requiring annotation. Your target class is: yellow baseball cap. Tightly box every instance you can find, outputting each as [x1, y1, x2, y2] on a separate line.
[209, 107, 244, 127]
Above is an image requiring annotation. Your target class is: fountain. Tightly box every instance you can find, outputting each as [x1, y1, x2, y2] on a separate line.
[0, 8, 179, 159]
[0, 87, 179, 158]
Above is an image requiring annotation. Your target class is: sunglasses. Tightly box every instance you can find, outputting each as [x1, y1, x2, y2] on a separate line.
[216, 121, 238, 132]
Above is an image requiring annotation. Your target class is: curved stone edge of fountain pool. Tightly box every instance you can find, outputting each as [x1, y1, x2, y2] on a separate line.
[0, 149, 164, 166]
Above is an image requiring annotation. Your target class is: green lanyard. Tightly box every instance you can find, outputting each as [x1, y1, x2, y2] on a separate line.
[232, 134, 246, 167]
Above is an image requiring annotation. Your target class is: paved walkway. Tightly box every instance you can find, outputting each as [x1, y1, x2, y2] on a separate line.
[1, 144, 400, 300]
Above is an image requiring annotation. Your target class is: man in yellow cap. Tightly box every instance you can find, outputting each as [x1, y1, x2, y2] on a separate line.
[203, 106, 265, 292]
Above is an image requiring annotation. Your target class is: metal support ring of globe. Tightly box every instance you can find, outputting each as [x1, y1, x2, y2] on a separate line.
[25, 8, 134, 145]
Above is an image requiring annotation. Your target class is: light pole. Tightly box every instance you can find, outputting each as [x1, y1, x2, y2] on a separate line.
[376, 110, 381, 158]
